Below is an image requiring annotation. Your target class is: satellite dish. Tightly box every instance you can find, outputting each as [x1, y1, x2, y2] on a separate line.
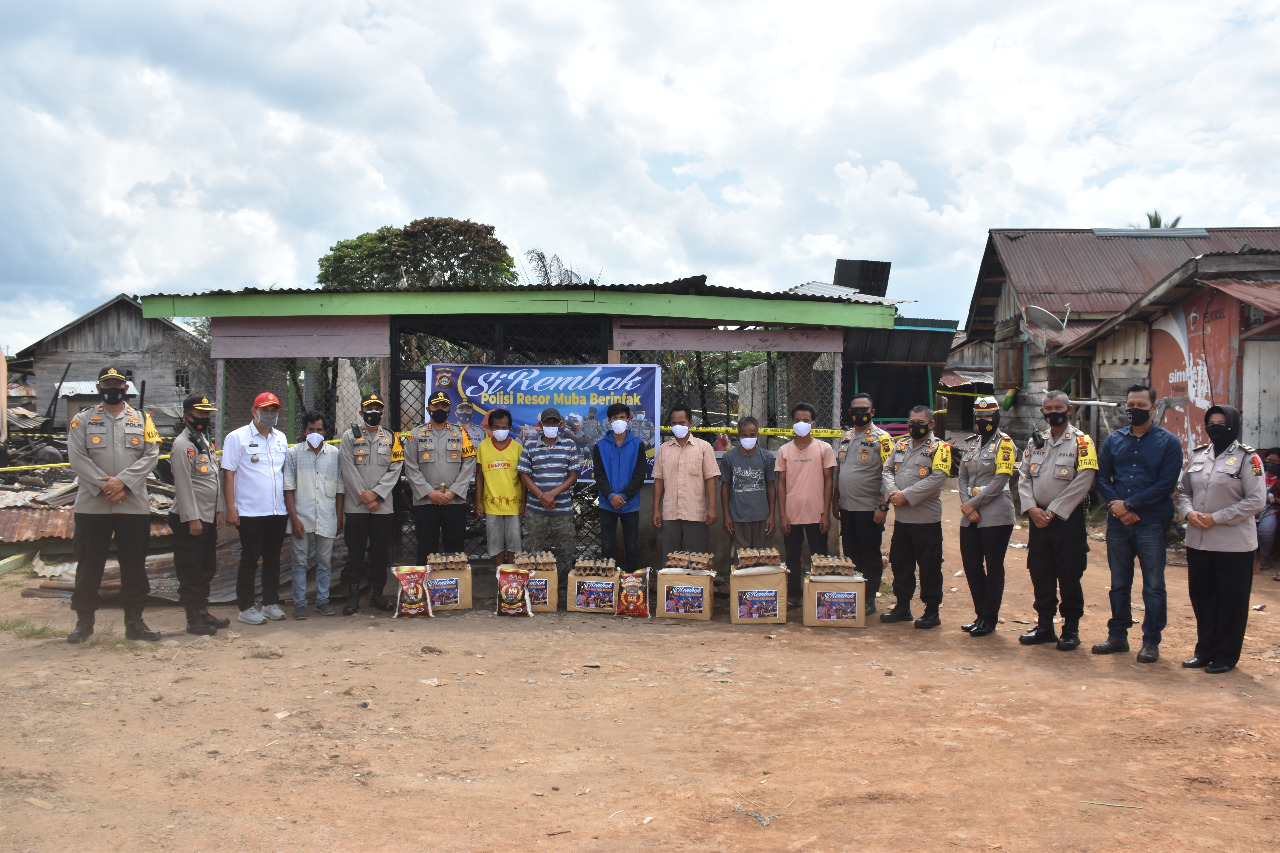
[1024, 303, 1071, 351]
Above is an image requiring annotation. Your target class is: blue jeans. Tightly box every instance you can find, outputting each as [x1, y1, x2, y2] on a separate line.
[1105, 517, 1168, 644]
[290, 532, 335, 605]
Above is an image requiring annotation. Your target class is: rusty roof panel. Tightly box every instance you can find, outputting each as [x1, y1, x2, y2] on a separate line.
[1203, 279, 1280, 315]
[0, 508, 171, 543]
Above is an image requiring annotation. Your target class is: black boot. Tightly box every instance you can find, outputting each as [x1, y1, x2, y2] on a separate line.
[1019, 619, 1057, 646]
[914, 607, 941, 629]
[199, 606, 231, 629]
[1056, 619, 1080, 651]
[185, 605, 217, 636]
[879, 604, 913, 623]
[368, 588, 394, 612]
[342, 582, 362, 616]
[67, 612, 95, 644]
[124, 608, 161, 642]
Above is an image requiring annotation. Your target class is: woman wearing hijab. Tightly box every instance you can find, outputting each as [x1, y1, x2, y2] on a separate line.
[1175, 406, 1268, 673]
[1256, 447, 1280, 579]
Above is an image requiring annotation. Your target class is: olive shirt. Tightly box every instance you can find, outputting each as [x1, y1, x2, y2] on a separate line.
[881, 433, 951, 524]
[957, 431, 1018, 528]
[67, 403, 160, 515]
[170, 427, 224, 523]
[834, 424, 893, 512]
[1017, 425, 1098, 520]
[1175, 441, 1267, 552]
[338, 425, 403, 516]
[401, 423, 477, 506]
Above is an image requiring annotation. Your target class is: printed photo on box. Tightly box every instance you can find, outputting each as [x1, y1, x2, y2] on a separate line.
[428, 577, 461, 607]
[527, 577, 550, 607]
[575, 580, 616, 611]
[737, 589, 779, 620]
[666, 585, 705, 615]
[816, 590, 858, 620]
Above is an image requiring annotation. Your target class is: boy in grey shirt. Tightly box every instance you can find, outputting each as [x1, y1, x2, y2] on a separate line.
[719, 417, 776, 560]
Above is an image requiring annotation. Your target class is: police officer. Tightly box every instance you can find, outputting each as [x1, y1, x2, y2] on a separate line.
[402, 390, 477, 562]
[832, 392, 894, 615]
[880, 404, 952, 628]
[455, 399, 487, 446]
[1175, 405, 1267, 673]
[1016, 390, 1097, 650]
[338, 393, 403, 614]
[630, 407, 656, 448]
[582, 407, 602, 442]
[169, 393, 229, 636]
[66, 366, 162, 643]
[956, 397, 1019, 637]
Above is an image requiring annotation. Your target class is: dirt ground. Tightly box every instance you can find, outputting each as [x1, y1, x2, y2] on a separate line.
[2, 490, 1279, 852]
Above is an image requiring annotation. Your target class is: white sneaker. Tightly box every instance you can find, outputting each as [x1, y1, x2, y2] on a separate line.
[238, 607, 266, 625]
[261, 604, 286, 621]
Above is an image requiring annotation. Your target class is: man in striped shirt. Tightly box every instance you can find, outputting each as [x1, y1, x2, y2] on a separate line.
[518, 407, 582, 595]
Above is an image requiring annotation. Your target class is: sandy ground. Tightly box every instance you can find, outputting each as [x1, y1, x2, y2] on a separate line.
[1, 490, 1279, 852]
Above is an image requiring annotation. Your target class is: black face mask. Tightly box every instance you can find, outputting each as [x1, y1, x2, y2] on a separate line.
[362, 410, 383, 427]
[1126, 407, 1151, 426]
[1266, 462, 1280, 476]
[187, 415, 211, 432]
[909, 422, 929, 440]
[429, 409, 449, 424]
[100, 387, 127, 405]
[850, 408, 872, 427]
[975, 419, 995, 436]
[1205, 423, 1233, 450]
[1044, 411, 1068, 428]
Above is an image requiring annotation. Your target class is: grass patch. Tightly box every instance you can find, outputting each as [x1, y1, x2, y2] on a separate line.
[0, 618, 63, 640]
[86, 625, 142, 652]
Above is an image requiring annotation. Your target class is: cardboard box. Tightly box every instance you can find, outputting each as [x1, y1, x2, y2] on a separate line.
[526, 569, 559, 613]
[802, 575, 866, 627]
[729, 568, 787, 625]
[566, 570, 619, 613]
[657, 569, 714, 621]
[425, 566, 472, 611]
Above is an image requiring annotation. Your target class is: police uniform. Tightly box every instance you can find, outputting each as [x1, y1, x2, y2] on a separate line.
[169, 394, 227, 634]
[338, 393, 404, 612]
[402, 390, 477, 561]
[956, 400, 1018, 634]
[455, 402, 487, 447]
[1016, 420, 1097, 647]
[880, 428, 951, 623]
[834, 422, 894, 609]
[1174, 405, 1267, 671]
[66, 366, 161, 641]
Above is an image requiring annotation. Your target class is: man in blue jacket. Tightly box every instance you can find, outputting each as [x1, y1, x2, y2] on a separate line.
[592, 403, 648, 572]
[1093, 384, 1184, 663]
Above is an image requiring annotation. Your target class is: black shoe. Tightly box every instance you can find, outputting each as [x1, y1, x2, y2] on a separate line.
[968, 619, 994, 637]
[1205, 662, 1234, 674]
[184, 605, 217, 636]
[200, 608, 231, 629]
[960, 620, 979, 633]
[1136, 643, 1159, 664]
[342, 583, 362, 616]
[1091, 636, 1130, 655]
[1020, 625, 1057, 646]
[369, 592, 394, 612]
[1056, 623, 1080, 651]
[865, 602, 877, 615]
[124, 610, 161, 642]
[66, 615, 95, 644]
[1182, 656, 1209, 668]
[879, 606, 913, 623]
[914, 609, 941, 630]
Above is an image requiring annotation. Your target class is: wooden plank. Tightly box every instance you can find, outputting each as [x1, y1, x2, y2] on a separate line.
[210, 315, 390, 358]
[612, 326, 844, 353]
[0, 551, 35, 575]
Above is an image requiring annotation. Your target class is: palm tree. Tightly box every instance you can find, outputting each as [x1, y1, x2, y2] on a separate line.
[1143, 210, 1182, 228]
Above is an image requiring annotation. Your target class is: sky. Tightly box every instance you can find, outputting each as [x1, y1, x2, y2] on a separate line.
[4, 0, 1280, 353]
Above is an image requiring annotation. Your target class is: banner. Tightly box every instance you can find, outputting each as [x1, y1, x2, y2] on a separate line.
[427, 363, 662, 481]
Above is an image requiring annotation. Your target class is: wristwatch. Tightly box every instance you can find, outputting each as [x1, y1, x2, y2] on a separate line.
[878, 502, 890, 511]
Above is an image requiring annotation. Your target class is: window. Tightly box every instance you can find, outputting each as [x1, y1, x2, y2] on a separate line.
[174, 369, 190, 396]
[994, 342, 1024, 388]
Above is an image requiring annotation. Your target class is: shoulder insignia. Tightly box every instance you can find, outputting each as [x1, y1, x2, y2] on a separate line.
[964, 433, 979, 441]
[70, 417, 80, 431]
[390, 433, 404, 464]
[931, 442, 952, 474]
[1076, 434, 1099, 471]
[995, 438, 1016, 475]
[1240, 443, 1256, 453]
[1193, 442, 1210, 452]
[186, 447, 196, 460]
[143, 414, 161, 444]
[878, 434, 893, 466]
[1252, 454, 1263, 477]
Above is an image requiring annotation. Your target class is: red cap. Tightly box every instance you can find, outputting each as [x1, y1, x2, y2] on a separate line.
[253, 392, 282, 409]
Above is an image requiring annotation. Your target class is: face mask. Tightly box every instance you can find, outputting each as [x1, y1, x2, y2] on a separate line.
[541, 425, 560, 439]
[611, 419, 628, 435]
[256, 409, 279, 428]
[100, 387, 127, 405]
[792, 421, 812, 437]
[1205, 423, 1233, 444]
[1044, 411, 1068, 427]
[492, 429, 510, 442]
[1266, 462, 1280, 476]
[306, 433, 324, 449]
[1125, 407, 1150, 426]
[458, 412, 473, 424]
[739, 437, 758, 450]
[909, 422, 929, 440]
[671, 424, 690, 439]
[975, 419, 995, 436]
[850, 409, 871, 427]
[187, 415, 211, 432]
[362, 410, 383, 427]
[429, 409, 449, 424]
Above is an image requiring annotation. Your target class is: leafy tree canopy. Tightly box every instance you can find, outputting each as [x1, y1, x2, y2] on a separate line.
[318, 217, 517, 291]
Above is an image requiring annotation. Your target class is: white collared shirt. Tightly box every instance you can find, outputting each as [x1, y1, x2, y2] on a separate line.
[284, 442, 344, 537]
[222, 422, 289, 516]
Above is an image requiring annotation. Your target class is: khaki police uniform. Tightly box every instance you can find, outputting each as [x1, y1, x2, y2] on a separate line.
[402, 421, 477, 561]
[835, 424, 894, 601]
[170, 425, 225, 611]
[67, 402, 160, 613]
[882, 433, 951, 612]
[1017, 425, 1098, 626]
[339, 424, 404, 600]
[956, 430, 1018, 626]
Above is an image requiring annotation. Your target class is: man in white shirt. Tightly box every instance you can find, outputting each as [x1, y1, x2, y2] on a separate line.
[284, 412, 345, 619]
[223, 391, 290, 625]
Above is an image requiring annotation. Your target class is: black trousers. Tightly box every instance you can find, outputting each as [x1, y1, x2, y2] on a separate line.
[888, 521, 944, 609]
[841, 510, 884, 603]
[598, 509, 639, 573]
[414, 503, 467, 561]
[1026, 505, 1088, 621]
[343, 512, 395, 596]
[169, 513, 218, 608]
[959, 523, 1012, 622]
[783, 522, 829, 598]
[236, 515, 288, 611]
[1186, 547, 1254, 668]
[71, 513, 151, 612]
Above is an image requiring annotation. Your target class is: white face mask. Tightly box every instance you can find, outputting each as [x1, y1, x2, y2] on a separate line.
[792, 421, 812, 437]
[542, 425, 560, 439]
[671, 423, 690, 439]
[255, 409, 279, 429]
[305, 433, 324, 449]
[492, 429, 510, 442]
[739, 436, 757, 450]
[611, 419, 628, 435]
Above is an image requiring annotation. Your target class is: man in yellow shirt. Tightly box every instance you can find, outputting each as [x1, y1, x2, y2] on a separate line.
[475, 408, 526, 569]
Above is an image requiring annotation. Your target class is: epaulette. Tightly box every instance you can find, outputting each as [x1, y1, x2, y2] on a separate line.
[1193, 442, 1210, 452]
[964, 433, 979, 441]
[999, 431, 1012, 440]
[896, 437, 911, 449]
[1240, 443, 1255, 453]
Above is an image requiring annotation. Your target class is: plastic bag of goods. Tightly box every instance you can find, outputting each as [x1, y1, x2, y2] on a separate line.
[393, 567, 432, 618]
[496, 567, 533, 617]
[617, 568, 650, 617]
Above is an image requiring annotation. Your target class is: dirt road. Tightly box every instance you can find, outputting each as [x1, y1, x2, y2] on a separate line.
[2, 491, 1278, 851]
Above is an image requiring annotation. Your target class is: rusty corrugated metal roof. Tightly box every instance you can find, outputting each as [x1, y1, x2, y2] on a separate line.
[1201, 279, 1280, 315]
[0, 508, 172, 543]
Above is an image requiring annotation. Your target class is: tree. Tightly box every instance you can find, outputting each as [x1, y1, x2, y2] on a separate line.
[317, 217, 517, 291]
[1142, 210, 1182, 229]
[521, 249, 604, 287]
